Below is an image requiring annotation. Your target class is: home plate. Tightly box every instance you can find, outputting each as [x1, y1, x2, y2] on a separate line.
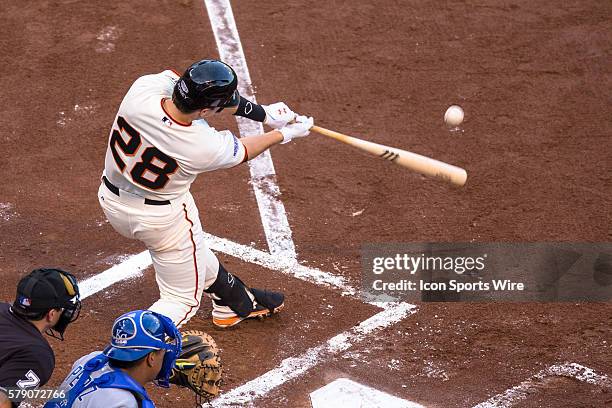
[310, 378, 424, 408]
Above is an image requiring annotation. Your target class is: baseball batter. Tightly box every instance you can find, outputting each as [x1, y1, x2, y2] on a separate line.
[98, 59, 313, 328]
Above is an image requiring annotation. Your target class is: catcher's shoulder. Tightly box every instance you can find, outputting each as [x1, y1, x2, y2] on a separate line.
[88, 387, 139, 408]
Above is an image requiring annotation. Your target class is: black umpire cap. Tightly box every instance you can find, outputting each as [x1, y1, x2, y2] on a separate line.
[13, 269, 78, 314]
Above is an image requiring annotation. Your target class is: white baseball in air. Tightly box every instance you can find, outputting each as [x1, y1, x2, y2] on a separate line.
[444, 105, 464, 127]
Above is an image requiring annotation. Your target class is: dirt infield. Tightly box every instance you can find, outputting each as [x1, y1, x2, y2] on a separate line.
[1, 0, 610, 407]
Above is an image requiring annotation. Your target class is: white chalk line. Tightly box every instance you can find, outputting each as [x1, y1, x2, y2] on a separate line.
[79, 251, 152, 299]
[78, 233, 356, 301]
[472, 362, 612, 408]
[211, 302, 418, 407]
[203, 233, 356, 296]
[205, 0, 297, 260]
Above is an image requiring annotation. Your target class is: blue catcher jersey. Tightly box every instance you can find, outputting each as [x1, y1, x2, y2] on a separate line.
[44, 352, 154, 408]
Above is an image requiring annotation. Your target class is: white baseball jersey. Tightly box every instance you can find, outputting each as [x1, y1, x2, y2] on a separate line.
[103, 70, 246, 200]
[58, 352, 138, 408]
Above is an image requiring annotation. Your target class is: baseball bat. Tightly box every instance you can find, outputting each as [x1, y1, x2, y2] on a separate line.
[311, 125, 468, 187]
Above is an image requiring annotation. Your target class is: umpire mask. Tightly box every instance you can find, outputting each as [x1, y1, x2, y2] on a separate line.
[50, 271, 81, 340]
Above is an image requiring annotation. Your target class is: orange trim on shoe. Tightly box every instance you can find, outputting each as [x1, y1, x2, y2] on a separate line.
[213, 303, 284, 328]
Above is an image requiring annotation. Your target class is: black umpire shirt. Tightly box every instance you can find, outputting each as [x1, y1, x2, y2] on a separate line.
[0, 303, 54, 406]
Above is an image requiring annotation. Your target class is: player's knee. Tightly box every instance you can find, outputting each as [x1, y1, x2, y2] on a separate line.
[204, 263, 253, 317]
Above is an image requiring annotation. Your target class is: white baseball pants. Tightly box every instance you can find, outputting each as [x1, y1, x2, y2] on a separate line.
[98, 183, 223, 327]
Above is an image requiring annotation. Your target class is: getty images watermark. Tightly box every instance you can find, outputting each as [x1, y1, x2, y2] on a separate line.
[361, 243, 612, 302]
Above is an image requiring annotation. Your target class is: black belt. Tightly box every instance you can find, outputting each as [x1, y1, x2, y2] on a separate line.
[103, 176, 170, 206]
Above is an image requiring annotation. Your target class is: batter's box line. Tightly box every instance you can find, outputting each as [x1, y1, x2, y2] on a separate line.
[204, 233, 358, 298]
[472, 362, 612, 408]
[210, 302, 417, 407]
[210, 234, 404, 312]
[79, 233, 365, 302]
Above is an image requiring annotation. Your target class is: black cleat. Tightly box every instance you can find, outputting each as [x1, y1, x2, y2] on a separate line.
[212, 289, 284, 328]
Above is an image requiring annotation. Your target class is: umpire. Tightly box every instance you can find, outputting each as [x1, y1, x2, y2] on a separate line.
[0, 269, 81, 408]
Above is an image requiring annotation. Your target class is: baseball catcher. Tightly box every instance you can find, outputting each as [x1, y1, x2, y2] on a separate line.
[45, 310, 223, 407]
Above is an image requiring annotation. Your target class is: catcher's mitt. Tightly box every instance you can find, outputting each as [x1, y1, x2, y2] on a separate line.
[169, 330, 222, 402]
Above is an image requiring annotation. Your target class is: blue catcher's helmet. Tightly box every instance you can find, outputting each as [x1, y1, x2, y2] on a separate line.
[103, 310, 181, 388]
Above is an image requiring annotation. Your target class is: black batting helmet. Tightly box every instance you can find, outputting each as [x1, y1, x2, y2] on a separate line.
[172, 59, 240, 113]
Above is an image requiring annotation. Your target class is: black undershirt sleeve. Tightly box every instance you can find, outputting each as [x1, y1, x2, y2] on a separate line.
[233, 96, 266, 122]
